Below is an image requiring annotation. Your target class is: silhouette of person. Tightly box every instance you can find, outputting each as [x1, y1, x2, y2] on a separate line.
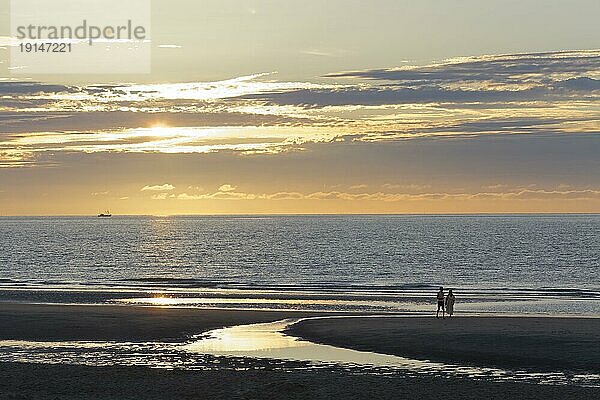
[436, 287, 445, 319]
[445, 289, 455, 317]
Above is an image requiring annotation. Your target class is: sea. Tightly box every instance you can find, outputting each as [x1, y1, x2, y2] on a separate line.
[1, 215, 599, 315]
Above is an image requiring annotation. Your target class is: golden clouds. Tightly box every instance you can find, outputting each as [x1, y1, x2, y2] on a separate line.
[141, 184, 175, 191]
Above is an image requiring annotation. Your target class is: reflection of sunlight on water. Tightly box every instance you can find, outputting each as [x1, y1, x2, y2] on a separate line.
[183, 318, 600, 387]
[188, 319, 310, 353]
[0, 317, 599, 387]
[0, 340, 106, 349]
[118, 296, 426, 310]
[116, 295, 600, 316]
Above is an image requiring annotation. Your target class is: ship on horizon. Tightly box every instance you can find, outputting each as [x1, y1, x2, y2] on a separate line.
[97, 211, 112, 218]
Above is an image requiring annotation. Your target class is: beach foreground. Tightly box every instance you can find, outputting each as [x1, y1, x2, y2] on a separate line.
[1, 304, 599, 399]
[3, 361, 599, 400]
[287, 315, 600, 373]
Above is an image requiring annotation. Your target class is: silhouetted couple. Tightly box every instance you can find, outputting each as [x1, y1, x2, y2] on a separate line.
[436, 287, 455, 319]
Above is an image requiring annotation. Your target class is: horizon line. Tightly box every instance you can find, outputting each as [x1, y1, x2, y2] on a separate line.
[2, 212, 600, 218]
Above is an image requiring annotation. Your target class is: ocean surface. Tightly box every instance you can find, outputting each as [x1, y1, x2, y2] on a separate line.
[1, 215, 599, 315]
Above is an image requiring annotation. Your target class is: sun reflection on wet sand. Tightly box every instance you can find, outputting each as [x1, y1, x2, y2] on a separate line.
[0, 317, 599, 387]
[116, 294, 600, 316]
[118, 296, 427, 311]
[183, 318, 600, 387]
[186, 319, 310, 353]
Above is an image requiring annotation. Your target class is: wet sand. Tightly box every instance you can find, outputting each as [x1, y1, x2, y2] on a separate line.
[287, 315, 600, 373]
[1, 304, 599, 399]
[2, 362, 600, 400]
[0, 303, 317, 342]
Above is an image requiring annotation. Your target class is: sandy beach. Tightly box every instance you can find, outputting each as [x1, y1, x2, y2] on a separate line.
[0, 303, 317, 342]
[3, 361, 599, 400]
[1, 303, 599, 399]
[288, 315, 600, 373]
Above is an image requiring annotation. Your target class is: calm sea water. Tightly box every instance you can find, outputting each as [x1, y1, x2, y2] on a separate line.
[1, 215, 599, 313]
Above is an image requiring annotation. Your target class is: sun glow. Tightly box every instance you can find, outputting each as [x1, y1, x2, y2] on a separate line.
[145, 295, 181, 306]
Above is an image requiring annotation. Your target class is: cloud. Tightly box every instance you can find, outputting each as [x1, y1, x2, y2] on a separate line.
[382, 183, 432, 191]
[240, 85, 553, 106]
[0, 110, 302, 135]
[151, 193, 175, 200]
[482, 184, 510, 190]
[264, 192, 305, 200]
[552, 77, 600, 91]
[240, 51, 600, 107]
[177, 191, 256, 200]
[218, 184, 237, 192]
[1, 51, 599, 169]
[301, 49, 334, 57]
[324, 50, 600, 84]
[0, 81, 74, 95]
[300, 48, 347, 58]
[157, 187, 600, 202]
[141, 184, 175, 192]
[348, 184, 368, 190]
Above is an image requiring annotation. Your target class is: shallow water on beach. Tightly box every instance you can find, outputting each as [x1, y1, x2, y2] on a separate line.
[182, 317, 600, 387]
[0, 317, 599, 388]
[1, 285, 598, 316]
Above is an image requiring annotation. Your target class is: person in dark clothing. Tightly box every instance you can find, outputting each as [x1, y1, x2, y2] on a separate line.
[436, 287, 445, 319]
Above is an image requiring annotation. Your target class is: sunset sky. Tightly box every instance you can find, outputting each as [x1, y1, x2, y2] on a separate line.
[1, 0, 599, 215]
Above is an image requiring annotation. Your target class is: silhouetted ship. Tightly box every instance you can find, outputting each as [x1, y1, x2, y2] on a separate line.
[98, 211, 112, 218]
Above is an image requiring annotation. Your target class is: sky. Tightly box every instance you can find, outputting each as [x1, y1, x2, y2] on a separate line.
[0, 0, 599, 215]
